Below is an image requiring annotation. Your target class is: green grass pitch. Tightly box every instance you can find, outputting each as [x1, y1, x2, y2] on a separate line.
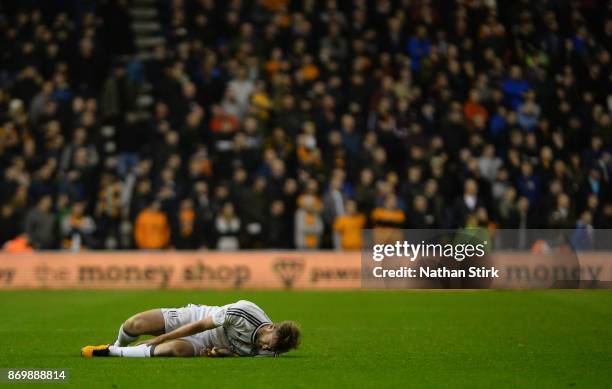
[0, 290, 610, 388]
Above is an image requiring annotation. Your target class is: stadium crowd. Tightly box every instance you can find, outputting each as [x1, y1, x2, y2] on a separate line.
[0, 0, 611, 251]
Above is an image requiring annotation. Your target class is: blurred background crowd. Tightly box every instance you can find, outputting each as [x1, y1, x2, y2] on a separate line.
[0, 0, 611, 251]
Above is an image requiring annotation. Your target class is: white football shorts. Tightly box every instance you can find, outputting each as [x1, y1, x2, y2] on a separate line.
[160, 304, 229, 355]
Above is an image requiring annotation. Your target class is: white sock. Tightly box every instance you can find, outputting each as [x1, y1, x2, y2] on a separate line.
[108, 344, 154, 358]
[114, 325, 138, 347]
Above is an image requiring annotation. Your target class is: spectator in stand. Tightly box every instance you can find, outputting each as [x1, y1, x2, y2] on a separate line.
[406, 25, 430, 71]
[322, 174, 347, 229]
[571, 211, 594, 251]
[548, 193, 575, 229]
[60, 201, 96, 251]
[215, 202, 241, 251]
[517, 91, 541, 132]
[371, 194, 405, 230]
[464, 89, 488, 130]
[95, 172, 122, 249]
[133, 201, 169, 250]
[370, 194, 405, 244]
[266, 200, 291, 249]
[454, 179, 484, 228]
[0, 204, 21, 245]
[333, 199, 365, 250]
[24, 195, 55, 249]
[226, 67, 254, 120]
[478, 145, 502, 183]
[501, 66, 530, 111]
[516, 162, 541, 207]
[294, 195, 323, 250]
[171, 198, 202, 250]
[2, 234, 33, 252]
[409, 195, 437, 229]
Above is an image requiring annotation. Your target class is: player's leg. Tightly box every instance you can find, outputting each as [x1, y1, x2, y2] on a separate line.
[82, 306, 199, 357]
[151, 340, 195, 357]
[114, 309, 165, 346]
[110, 340, 194, 357]
[84, 340, 196, 358]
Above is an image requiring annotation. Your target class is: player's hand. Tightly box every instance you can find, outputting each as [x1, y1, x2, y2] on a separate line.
[200, 347, 233, 357]
[199, 347, 218, 357]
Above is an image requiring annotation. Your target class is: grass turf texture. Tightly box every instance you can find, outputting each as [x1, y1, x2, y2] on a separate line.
[0, 290, 610, 388]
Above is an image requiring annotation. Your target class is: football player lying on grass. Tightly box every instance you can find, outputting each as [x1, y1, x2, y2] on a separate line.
[81, 300, 300, 358]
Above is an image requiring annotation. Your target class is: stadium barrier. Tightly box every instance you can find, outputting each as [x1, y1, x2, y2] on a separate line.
[0, 251, 610, 289]
[0, 252, 359, 289]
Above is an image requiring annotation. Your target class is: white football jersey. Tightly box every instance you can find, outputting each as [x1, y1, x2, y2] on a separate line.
[210, 300, 275, 357]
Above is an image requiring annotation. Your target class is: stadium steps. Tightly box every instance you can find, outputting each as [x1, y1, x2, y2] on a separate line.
[131, 21, 161, 34]
[127, 1, 163, 124]
[140, 82, 153, 93]
[134, 36, 165, 49]
[101, 126, 115, 138]
[129, 1, 165, 54]
[129, 7, 158, 19]
[136, 94, 154, 109]
[134, 52, 154, 61]
[100, 126, 116, 154]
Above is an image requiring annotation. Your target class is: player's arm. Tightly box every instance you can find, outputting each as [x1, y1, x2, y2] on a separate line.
[143, 317, 217, 346]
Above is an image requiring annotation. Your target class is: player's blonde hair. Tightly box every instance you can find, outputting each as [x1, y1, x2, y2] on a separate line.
[274, 321, 301, 354]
